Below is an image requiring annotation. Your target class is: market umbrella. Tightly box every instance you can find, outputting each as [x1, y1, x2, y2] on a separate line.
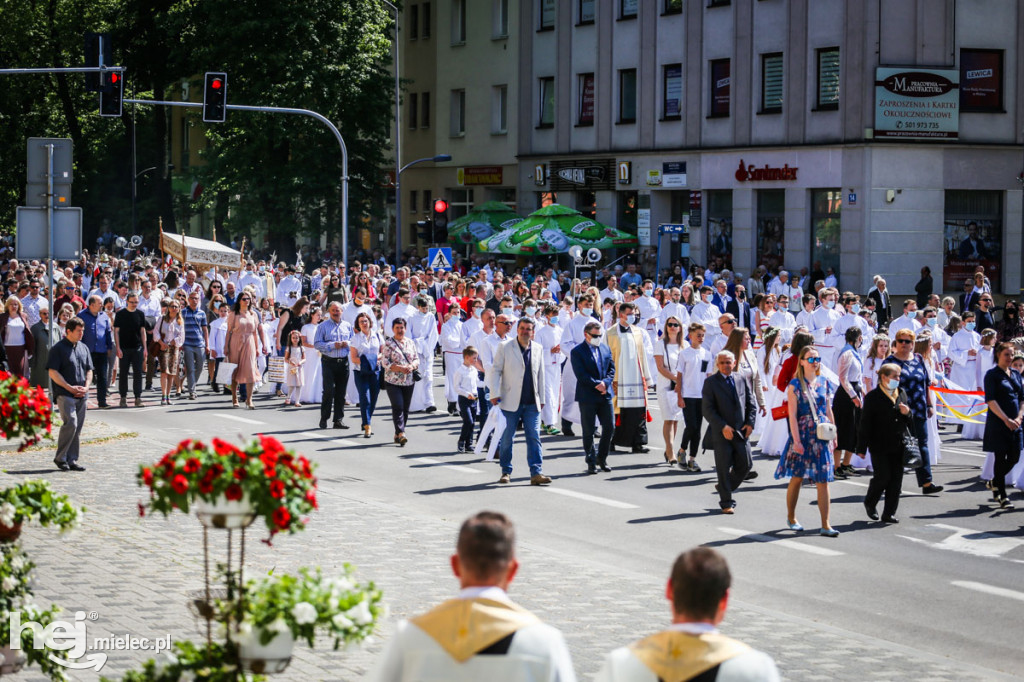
[478, 203, 638, 255]
[446, 201, 523, 248]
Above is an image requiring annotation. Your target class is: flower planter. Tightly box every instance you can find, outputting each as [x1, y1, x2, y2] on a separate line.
[0, 645, 27, 674]
[194, 495, 255, 530]
[238, 630, 293, 674]
[0, 521, 22, 543]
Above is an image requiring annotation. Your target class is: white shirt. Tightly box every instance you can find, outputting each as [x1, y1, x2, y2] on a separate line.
[810, 306, 842, 345]
[440, 318, 464, 353]
[342, 301, 376, 331]
[635, 295, 662, 333]
[887, 314, 921, 340]
[462, 316, 483, 345]
[237, 272, 264, 298]
[471, 329, 501, 375]
[659, 301, 690, 330]
[209, 316, 228, 357]
[454, 363, 478, 397]
[690, 301, 721, 346]
[676, 345, 710, 398]
[599, 287, 624, 304]
[20, 295, 42, 326]
[384, 302, 417, 337]
[276, 275, 303, 304]
[351, 329, 384, 364]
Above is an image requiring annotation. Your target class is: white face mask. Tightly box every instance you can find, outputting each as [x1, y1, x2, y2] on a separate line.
[501, 307, 513, 317]
[581, 307, 593, 317]
[850, 304, 860, 314]
[702, 294, 712, 304]
[525, 306, 537, 316]
[824, 300, 836, 309]
[886, 378, 900, 391]
[588, 336, 602, 347]
[643, 289, 653, 297]
[626, 314, 636, 325]
[906, 311, 915, 319]
[473, 308, 482, 318]
[548, 317, 558, 326]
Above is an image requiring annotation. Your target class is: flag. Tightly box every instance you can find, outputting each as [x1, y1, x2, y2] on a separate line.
[932, 376, 987, 424]
[190, 180, 203, 201]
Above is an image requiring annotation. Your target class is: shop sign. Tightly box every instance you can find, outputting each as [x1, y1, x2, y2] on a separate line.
[734, 159, 798, 182]
[662, 161, 687, 188]
[549, 158, 616, 191]
[646, 169, 662, 186]
[458, 166, 503, 186]
[534, 164, 547, 186]
[637, 227, 651, 245]
[688, 191, 701, 228]
[617, 161, 631, 185]
[874, 67, 959, 140]
[637, 208, 650, 228]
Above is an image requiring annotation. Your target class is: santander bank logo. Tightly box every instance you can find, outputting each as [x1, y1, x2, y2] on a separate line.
[735, 159, 798, 182]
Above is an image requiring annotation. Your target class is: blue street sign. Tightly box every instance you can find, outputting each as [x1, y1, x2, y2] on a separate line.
[428, 247, 453, 271]
[658, 223, 687, 234]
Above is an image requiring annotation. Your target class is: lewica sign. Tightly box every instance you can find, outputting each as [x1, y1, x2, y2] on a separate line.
[874, 67, 959, 140]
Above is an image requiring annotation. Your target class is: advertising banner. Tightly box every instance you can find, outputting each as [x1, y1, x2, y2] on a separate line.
[874, 67, 959, 139]
[943, 218, 1001, 291]
[960, 50, 1003, 111]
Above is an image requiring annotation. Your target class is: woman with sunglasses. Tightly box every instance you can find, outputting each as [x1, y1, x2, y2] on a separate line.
[654, 316, 685, 464]
[884, 329, 944, 495]
[154, 298, 185, 406]
[775, 346, 840, 536]
[224, 290, 267, 409]
[205, 279, 223, 302]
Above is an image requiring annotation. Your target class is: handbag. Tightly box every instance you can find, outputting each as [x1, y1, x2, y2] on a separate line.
[800, 376, 837, 441]
[771, 401, 789, 421]
[388, 337, 422, 382]
[215, 361, 238, 385]
[901, 427, 923, 468]
[267, 355, 287, 384]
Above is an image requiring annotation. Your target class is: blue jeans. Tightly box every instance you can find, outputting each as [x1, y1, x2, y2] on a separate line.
[476, 382, 490, 435]
[353, 371, 380, 427]
[912, 415, 932, 486]
[499, 403, 544, 476]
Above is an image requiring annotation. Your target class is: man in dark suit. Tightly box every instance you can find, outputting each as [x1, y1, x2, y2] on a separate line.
[867, 278, 891, 328]
[570, 320, 616, 474]
[958, 221, 987, 259]
[702, 350, 756, 513]
[725, 285, 753, 331]
[958, 278, 976, 314]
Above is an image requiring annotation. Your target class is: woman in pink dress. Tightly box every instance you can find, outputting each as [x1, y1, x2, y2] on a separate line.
[224, 291, 267, 409]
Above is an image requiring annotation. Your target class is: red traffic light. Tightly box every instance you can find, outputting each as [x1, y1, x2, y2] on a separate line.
[211, 78, 223, 90]
[433, 198, 449, 213]
[110, 73, 120, 83]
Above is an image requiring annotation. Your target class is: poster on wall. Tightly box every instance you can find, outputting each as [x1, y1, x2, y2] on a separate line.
[710, 60, 730, 117]
[874, 67, 959, 139]
[756, 217, 784, 272]
[664, 65, 682, 117]
[960, 49, 1003, 111]
[707, 217, 732, 269]
[944, 219, 1001, 291]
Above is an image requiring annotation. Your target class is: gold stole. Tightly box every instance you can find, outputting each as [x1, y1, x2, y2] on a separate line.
[628, 631, 750, 682]
[411, 598, 540, 663]
[607, 326, 647, 413]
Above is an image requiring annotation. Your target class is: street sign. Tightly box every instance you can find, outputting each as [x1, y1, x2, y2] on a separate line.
[25, 183, 71, 207]
[15, 207, 83, 260]
[26, 137, 73, 185]
[428, 247, 453, 271]
[658, 223, 688, 234]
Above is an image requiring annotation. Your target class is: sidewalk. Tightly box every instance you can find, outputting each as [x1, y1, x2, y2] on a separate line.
[1, 430, 1010, 681]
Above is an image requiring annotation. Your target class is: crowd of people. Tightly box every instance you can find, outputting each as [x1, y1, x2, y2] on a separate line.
[1, 248, 1021, 519]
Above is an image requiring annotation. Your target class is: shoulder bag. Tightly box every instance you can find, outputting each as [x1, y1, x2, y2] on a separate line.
[387, 337, 422, 382]
[800, 376, 837, 441]
[897, 390, 923, 467]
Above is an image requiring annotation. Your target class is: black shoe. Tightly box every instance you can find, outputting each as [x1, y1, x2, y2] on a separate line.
[319, 419, 328, 429]
[68, 463, 86, 472]
[562, 428, 576, 437]
[631, 446, 650, 454]
[922, 484, 944, 494]
[586, 466, 597, 475]
[599, 464, 612, 472]
[425, 406, 437, 413]
[54, 460, 69, 472]
[334, 421, 350, 430]
[212, 383, 219, 392]
[98, 403, 110, 409]
[842, 464, 859, 476]
[833, 466, 848, 479]
[744, 470, 758, 480]
[881, 516, 900, 524]
[865, 504, 880, 521]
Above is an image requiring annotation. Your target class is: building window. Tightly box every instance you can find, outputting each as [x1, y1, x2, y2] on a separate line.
[578, 0, 595, 24]
[816, 47, 840, 110]
[537, 191, 557, 209]
[708, 0, 730, 6]
[663, 63, 682, 119]
[409, 190, 418, 213]
[538, 77, 555, 127]
[492, 85, 508, 134]
[493, 0, 510, 37]
[423, 189, 432, 210]
[709, 59, 730, 117]
[449, 188, 475, 221]
[944, 190, 1002, 290]
[618, 191, 639, 233]
[664, 0, 682, 14]
[620, 0, 638, 19]
[707, 190, 733, 269]
[450, 89, 465, 136]
[810, 189, 842, 278]
[408, 93, 418, 129]
[960, 49, 1004, 112]
[421, 92, 430, 128]
[540, 0, 555, 30]
[578, 73, 595, 126]
[760, 52, 783, 113]
[409, 5, 419, 39]
[451, 0, 466, 44]
[619, 69, 637, 123]
[756, 190, 784, 271]
[422, 2, 431, 37]
[577, 190, 597, 219]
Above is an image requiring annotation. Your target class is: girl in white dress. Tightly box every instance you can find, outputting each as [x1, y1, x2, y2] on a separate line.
[299, 308, 323, 404]
[915, 334, 942, 465]
[962, 329, 995, 441]
[946, 313, 980, 392]
[754, 327, 782, 440]
[283, 330, 306, 406]
[653, 316, 685, 464]
[850, 335, 891, 471]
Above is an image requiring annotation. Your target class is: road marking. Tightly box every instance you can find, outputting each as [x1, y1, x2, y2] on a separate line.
[414, 457, 484, 475]
[939, 446, 985, 458]
[952, 580, 1024, 603]
[899, 523, 1024, 559]
[834, 479, 920, 497]
[298, 431, 352, 447]
[209, 413, 264, 425]
[545, 487, 639, 509]
[718, 527, 845, 557]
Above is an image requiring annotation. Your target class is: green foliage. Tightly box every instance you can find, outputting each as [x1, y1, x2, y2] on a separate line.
[0, 479, 82, 530]
[102, 639, 265, 682]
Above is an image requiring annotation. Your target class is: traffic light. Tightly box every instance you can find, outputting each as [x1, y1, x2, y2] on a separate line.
[416, 219, 432, 242]
[99, 71, 123, 117]
[203, 72, 227, 123]
[432, 198, 449, 243]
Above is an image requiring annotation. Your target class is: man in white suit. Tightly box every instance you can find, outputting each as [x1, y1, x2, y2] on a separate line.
[490, 318, 551, 486]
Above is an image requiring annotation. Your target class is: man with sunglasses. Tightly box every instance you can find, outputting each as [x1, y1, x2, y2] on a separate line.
[976, 294, 996, 332]
[571, 321, 616, 473]
[708, 313, 737, 360]
[20, 279, 45, 326]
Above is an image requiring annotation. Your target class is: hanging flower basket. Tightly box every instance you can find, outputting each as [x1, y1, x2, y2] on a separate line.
[194, 494, 255, 529]
[0, 520, 22, 544]
[0, 645, 27, 674]
[237, 629, 294, 675]
[0, 371, 53, 451]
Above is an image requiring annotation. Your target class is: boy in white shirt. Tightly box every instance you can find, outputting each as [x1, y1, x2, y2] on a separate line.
[208, 304, 230, 392]
[675, 323, 710, 472]
[455, 347, 480, 453]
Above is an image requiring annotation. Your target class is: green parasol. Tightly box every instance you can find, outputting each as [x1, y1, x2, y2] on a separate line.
[446, 201, 523, 249]
[478, 203, 638, 255]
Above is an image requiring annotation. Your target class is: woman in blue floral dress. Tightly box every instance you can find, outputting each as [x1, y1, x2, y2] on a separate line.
[775, 346, 840, 537]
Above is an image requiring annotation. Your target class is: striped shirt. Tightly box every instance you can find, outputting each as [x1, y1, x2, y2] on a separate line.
[182, 305, 209, 348]
[314, 317, 353, 359]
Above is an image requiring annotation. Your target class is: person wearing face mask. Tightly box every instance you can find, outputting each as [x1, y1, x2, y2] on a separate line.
[996, 300, 1024, 343]
[887, 299, 921, 341]
[462, 300, 485, 345]
[559, 294, 600, 437]
[659, 288, 691, 331]
[440, 307, 466, 416]
[810, 288, 843, 370]
[607, 302, 654, 454]
[948, 311, 981, 390]
[408, 295, 440, 414]
[691, 286, 722, 351]
[342, 287, 376, 332]
[856, 363, 913, 523]
[830, 295, 871, 359]
[536, 304, 564, 435]
[385, 288, 417, 338]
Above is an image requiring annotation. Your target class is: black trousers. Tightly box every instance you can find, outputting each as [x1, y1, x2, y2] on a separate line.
[118, 347, 144, 398]
[680, 398, 703, 459]
[91, 351, 109, 406]
[320, 356, 349, 424]
[992, 448, 1022, 498]
[865, 448, 904, 518]
[711, 434, 752, 509]
[386, 382, 414, 434]
[458, 395, 476, 448]
[580, 399, 614, 466]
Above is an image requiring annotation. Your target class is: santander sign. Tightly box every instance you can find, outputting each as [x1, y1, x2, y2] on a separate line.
[735, 159, 798, 182]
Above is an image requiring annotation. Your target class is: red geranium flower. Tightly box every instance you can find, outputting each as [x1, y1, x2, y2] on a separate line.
[305, 489, 318, 509]
[259, 434, 285, 457]
[225, 483, 243, 501]
[272, 506, 291, 529]
[142, 468, 154, 487]
[183, 458, 201, 474]
[212, 438, 242, 458]
[233, 467, 247, 481]
[269, 480, 285, 499]
[259, 452, 278, 469]
[199, 480, 214, 495]
[171, 474, 189, 494]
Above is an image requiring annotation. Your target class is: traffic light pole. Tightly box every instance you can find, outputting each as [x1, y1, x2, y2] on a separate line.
[123, 98, 351, 275]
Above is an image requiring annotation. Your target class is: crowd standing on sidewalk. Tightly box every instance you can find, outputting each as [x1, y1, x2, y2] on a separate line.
[1, 246, 1022, 514]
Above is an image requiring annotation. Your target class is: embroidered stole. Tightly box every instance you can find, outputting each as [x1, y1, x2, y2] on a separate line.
[411, 598, 540, 663]
[628, 631, 750, 682]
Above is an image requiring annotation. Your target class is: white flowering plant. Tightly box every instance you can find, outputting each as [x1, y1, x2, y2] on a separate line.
[232, 565, 383, 649]
[104, 640, 265, 682]
[0, 479, 81, 532]
[0, 544, 70, 681]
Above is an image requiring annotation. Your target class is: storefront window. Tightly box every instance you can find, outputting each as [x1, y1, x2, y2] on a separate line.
[944, 190, 1002, 291]
[537, 191, 557, 209]
[810, 189, 842, 278]
[706, 190, 733, 269]
[617, 191, 639, 234]
[577, 190, 597, 219]
[756, 190, 785, 272]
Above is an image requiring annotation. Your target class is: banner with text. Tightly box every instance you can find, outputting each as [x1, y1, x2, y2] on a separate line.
[874, 67, 959, 140]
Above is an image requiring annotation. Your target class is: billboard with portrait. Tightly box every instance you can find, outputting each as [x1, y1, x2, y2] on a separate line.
[943, 218, 1001, 291]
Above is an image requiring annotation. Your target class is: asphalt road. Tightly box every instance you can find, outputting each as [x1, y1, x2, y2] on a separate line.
[93, 375, 1024, 679]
